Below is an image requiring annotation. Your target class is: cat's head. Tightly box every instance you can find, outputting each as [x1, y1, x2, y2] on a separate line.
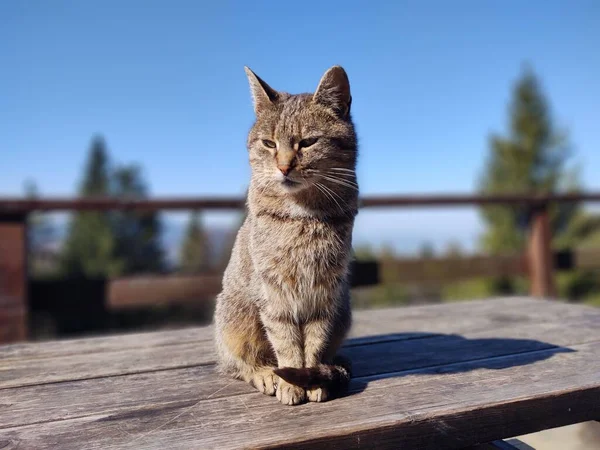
[244, 66, 357, 196]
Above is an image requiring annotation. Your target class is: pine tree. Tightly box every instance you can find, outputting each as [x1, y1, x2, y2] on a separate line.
[479, 67, 579, 254]
[61, 136, 117, 277]
[111, 165, 164, 275]
[179, 211, 212, 273]
[478, 67, 582, 295]
[61, 137, 165, 277]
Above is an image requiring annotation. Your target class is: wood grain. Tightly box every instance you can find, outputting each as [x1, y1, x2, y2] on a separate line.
[0, 326, 212, 361]
[3, 314, 598, 429]
[2, 298, 598, 390]
[0, 297, 588, 362]
[1, 342, 598, 449]
[0, 220, 27, 344]
[1, 298, 599, 449]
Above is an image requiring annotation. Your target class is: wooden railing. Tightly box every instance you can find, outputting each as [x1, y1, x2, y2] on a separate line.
[2, 192, 600, 343]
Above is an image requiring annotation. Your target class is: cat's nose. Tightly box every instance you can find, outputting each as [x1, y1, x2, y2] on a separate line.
[278, 165, 292, 176]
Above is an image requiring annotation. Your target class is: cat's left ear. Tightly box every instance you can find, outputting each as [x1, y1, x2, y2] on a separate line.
[313, 65, 352, 118]
[244, 66, 279, 115]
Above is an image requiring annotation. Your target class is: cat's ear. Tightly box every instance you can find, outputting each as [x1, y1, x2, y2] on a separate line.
[244, 66, 279, 115]
[313, 65, 352, 118]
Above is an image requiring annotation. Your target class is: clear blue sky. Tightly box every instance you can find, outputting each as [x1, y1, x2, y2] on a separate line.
[1, 1, 599, 252]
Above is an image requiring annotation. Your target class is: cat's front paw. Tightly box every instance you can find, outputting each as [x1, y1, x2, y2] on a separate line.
[306, 386, 329, 402]
[276, 380, 305, 406]
[251, 369, 278, 396]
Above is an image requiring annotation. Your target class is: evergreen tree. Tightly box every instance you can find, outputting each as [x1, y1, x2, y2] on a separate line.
[111, 165, 164, 274]
[479, 67, 579, 254]
[61, 137, 165, 277]
[179, 211, 212, 273]
[61, 136, 117, 277]
[418, 242, 435, 259]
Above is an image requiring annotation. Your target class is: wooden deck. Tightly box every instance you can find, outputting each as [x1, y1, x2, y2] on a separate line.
[1, 297, 599, 449]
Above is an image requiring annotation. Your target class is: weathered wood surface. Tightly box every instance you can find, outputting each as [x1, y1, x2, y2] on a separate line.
[0, 217, 27, 343]
[1, 297, 599, 449]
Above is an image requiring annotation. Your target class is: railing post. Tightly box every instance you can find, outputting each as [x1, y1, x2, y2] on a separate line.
[527, 203, 556, 298]
[0, 213, 28, 343]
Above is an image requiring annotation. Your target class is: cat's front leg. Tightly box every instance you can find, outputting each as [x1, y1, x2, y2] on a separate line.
[260, 312, 306, 405]
[303, 304, 351, 402]
[303, 317, 332, 402]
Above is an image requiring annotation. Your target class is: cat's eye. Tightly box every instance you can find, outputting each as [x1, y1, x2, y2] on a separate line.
[262, 139, 277, 149]
[299, 137, 319, 149]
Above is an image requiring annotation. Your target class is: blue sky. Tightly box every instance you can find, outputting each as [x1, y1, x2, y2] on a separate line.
[1, 1, 599, 252]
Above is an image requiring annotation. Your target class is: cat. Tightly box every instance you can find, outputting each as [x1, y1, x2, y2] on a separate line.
[214, 65, 358, 405]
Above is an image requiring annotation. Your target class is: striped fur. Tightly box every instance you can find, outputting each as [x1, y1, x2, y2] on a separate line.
[214, 66, 358, 405]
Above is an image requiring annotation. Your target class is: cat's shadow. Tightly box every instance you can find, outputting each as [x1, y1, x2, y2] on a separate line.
[336, 332, 574, 398]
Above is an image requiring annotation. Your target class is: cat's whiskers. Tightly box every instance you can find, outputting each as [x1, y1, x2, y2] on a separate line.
[314, 181, 355, 220]
[328, 168, 355, 174]
[315, 173, 359, 191]
[326, 170, 357, 180]
[314, 182, 344, 216]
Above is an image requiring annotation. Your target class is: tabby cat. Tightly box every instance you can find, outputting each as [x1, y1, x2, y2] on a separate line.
[214, 65, 358, 405]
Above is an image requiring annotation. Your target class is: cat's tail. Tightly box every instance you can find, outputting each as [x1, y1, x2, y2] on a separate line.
[273, 356, 351, 395]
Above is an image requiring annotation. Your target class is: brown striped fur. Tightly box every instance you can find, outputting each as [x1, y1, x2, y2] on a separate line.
[214, 66, 358, 405]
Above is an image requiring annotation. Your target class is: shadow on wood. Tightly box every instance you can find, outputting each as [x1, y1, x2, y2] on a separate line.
[337, 332, 574, 398]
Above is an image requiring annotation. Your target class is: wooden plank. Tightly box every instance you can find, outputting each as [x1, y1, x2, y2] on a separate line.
[0, 216, 27, 343]
[0, 297, 564, 361]
[346, 297, 598, 337]
[106, 249, 600, 311]
[0, 304, 26, 344]
[107, 273, 223, 309]
[0, 331, 440, 390]
[0, 326, 213, 361]
[575, 249, 600, 271]
[2, 311, 599, 428]
[0, 341, 213, 389]
[3, 192, 600, 215]
[107, 261, 380, 310]
[1, 341, 598, 449]
[384, 254, 526, 283]
[528, 206, 556, 298]
[341, 319, 596, 378]
[2, 298, 598, 389]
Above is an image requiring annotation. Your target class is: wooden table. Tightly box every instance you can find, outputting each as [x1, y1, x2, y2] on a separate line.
[1, 297, 599, 449]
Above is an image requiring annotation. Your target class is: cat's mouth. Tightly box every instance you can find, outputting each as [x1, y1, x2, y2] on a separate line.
[278, 176, 305, 192]
[282, 178, 300, 187]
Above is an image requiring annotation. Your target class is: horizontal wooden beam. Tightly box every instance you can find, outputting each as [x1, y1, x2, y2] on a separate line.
[107, 261, 380, 310]
[382, 254, 527, 284]
[103, 250, 600, 310]
[360, 192, 600, 208]
[2, 192, 600, 214]
[107, 273, 223, 310]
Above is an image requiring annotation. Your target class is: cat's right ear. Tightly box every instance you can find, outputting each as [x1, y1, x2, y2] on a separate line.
[244, 67, 279, 115]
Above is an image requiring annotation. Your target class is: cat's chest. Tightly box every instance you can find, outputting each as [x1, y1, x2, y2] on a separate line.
[250, 216, 352, 285]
